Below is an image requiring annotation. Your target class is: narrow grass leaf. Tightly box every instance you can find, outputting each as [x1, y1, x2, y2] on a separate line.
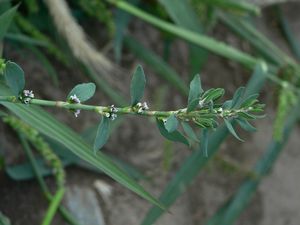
[156, 119, 189, 146]
[130, 65, 146, 105]
[124, 36, 188, 96]
[94, 117, 110, 152]
[67, 83, 96, 102]
[4, 61, 25, 96]
[0, 85, 165, 210]
[201, 129, 209, 157]
[141, 62, 268, 225]
[0, 5, 18, 40]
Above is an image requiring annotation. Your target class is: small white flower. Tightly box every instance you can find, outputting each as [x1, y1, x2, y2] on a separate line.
[23, 90, 34, 98]
[110, 113, 117, 121]
[110, 105, 118, 113]
[138, 108, 143, 113]
[142, 102, 149, 110]
[74, 109, 81, 117]
[136, 102, 142, 108]
[69, 94, 81, 104]
[105, 112, 110, 118]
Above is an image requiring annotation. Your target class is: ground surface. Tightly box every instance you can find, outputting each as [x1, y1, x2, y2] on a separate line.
[0, 2, 300, 225]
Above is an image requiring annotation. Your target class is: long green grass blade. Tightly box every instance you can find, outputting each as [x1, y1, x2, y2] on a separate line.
[206, 98, 300, 225]
[158, 0, 208, 76]
[0, 5, 18, 40]
[124, 36, 188, 95]
[0, 86, 164, 209]
[107, 0, 258, 69]
[275, 6, 300, 60]
[141, 62, 268, 225]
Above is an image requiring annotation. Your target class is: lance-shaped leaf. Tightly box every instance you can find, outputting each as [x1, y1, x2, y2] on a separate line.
[224, 119, 244, 142]
[236, 118, 256, 132]
[67, 83, 96, 102]
[187, 74, 202, 112]
[164, 114, 178, 133]
[130, 65, 146, 105]
[202, 88, 225, 103]
[156, 119, 189, 146]
[94, 116, 111, 153]
[4, 61, 25, 96]
[181, 122, 198, 142]
[230, 87, 245, 108]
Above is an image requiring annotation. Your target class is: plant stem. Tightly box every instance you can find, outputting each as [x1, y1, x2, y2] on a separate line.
[0, 96, 259, 122]
[41, 188, 65, 225]
[18, 133, 82, 225]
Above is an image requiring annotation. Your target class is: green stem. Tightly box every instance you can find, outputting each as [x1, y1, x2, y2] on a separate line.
[18, 134, 81, 225]
[106, 0, 258, 69]
[0, 96, 259, 122]
[41, 188, 65, 225]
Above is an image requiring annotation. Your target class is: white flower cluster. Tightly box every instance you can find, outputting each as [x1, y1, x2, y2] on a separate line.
[136, 102, 149, 113]
[22, 90, 35, 104]
[69, 94, 81, 104]
[105, 105, 118, 121]
[69, 94, 81, 117]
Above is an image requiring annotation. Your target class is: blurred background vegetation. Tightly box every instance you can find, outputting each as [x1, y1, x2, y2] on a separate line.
[0, 0, 300, 225]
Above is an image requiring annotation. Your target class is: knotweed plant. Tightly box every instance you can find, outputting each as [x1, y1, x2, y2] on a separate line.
[0, 60, 264, 155]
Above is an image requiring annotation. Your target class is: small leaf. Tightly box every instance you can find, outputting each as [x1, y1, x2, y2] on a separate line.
[181, 122, 198, 142]
[236, 118, 257, 132]
[67, 83, 96, 102]
[94, 117, 111, 152]
[224, 119, 244, 141]
[4, 61, 25, 96]
[200, 129, 209, 157]
[187, 74, 202, 112]
[240, 94, 259, 108]
[231, 87, 245, 108]
[164, 114, 178, 133]
[222, 100, 233, 109]
[130, 65, 146, 105]
[156, 119, 189, 146]
[202, 88, 225, 103]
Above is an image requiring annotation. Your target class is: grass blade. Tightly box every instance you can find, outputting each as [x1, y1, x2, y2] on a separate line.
[107, 0, 258, 69]
[141, 62, 268, 225]
[0, 85, 164, 209]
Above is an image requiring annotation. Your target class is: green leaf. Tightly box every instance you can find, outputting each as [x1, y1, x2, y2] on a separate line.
[181, 122, 198, 142]
[201, 129, 209, 157]
[156, 119, 189, 146]
[0, 84, 164, 210]
[202, 88, 225, 103]
[67, 82, 96, 102]
[187, 74, 202, 112]
[164, 114, 178, 133]
[94, 116, 111, 152]
[231, 87, 245, 108]
[236, 118, 256, 132]
[130, 65, 146, 105]
[4, 61, 25, 96]
[0, 5, 18, 40]
[124, 36, 189, 96]
[141, 62, 268, 225]
[141, 125, 230, 225]
[224, 119, 244, 142]
[240, 94, 259, 108]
